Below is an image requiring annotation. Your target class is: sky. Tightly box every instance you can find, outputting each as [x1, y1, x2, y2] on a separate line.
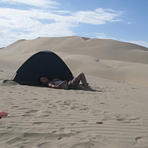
[0, 0, 148, 48]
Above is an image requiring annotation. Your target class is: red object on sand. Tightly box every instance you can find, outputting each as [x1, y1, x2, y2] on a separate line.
[0, 110, 8, 118]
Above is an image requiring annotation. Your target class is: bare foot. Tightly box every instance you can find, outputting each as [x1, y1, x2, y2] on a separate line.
[85, 86, 94, 91]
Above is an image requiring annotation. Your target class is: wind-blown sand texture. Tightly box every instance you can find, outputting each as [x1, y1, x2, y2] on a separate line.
[0, 36, 148, 148]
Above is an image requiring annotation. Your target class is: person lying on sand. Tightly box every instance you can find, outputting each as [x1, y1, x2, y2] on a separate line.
[39, 72, 93, 90]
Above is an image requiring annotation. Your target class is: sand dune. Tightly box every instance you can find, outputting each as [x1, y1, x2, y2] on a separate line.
[3, 36, 148, 63]
[1, 36, 148, 87]
[0, 36, 148, 148]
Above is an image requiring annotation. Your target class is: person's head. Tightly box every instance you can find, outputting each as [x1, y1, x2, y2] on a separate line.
[39, 77, 49, 85]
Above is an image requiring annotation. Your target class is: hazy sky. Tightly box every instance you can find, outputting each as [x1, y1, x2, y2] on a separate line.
[0, 0, 148, 47]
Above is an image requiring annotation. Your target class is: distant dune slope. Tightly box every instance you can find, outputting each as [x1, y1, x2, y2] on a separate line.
[3, 36, 148, 64]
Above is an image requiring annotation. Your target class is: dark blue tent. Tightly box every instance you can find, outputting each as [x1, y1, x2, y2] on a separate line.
[13, 51, 73, 85]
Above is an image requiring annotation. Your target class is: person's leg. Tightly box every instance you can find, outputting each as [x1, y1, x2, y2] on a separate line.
[75, 73, 92, 90]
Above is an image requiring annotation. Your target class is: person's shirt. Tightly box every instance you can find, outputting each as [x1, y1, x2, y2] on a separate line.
[54, 80, 68, 89]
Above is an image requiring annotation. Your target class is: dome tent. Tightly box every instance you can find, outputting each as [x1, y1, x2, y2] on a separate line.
[13, 51, 73, 85]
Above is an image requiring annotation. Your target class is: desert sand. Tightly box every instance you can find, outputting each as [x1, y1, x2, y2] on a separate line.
[0, 36, 148, 148]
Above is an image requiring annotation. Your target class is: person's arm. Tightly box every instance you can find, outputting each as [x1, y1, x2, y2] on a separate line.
[48, 80, 67, 89]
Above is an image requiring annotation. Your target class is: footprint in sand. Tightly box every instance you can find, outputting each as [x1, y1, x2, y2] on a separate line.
[22, 109, 38, 117]
[135, 136, 148, 145]
[38, 142, 60, 148]
[32, 122, 55, 125]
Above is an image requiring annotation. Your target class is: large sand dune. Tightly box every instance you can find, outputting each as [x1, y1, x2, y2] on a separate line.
[1, 36, 148, 87]
[0, 36, 148, 148]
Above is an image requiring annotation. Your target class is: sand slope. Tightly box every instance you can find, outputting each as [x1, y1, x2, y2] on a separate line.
[0, 36, 148, 148]
[1, 36, 148, 87]
[3, 36, 148, 64]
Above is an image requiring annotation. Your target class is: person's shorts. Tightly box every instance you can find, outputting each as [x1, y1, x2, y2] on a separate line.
[68, 78, 80, 89]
